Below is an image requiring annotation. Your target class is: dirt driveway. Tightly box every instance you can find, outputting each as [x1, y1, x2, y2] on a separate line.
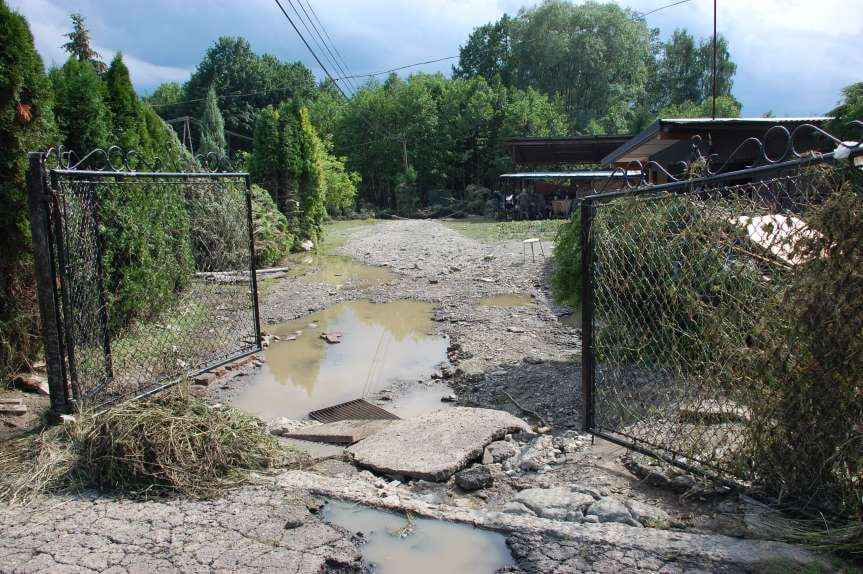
[0, 219, 826, 574]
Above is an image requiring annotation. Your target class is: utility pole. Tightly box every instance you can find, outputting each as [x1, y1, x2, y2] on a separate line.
[401, 136, 408, 173]
[712, 0, 717, 119]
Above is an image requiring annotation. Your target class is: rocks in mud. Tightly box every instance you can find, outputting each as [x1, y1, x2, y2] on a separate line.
[586, 497, 641, 527]
[513, 486, 594, 521]
[625, 499, 671, 528]
[454, 465, 494, 491]
[484, 440, 519, 463]
[513, 435, 558, 471]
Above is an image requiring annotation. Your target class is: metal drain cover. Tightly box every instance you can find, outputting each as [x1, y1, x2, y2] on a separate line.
[309, 398, 400, 423]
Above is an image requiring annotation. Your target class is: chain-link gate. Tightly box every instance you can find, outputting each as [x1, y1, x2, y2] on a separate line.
[27, 148, 261, 413]
[581, 124, 863, 506]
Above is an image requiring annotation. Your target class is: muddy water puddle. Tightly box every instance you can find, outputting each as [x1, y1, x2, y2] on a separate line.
[232, 300, 447, 419]
[323, 501, 514, 574]
[289, 254, 396, 287]
[477, 293, 533, 308]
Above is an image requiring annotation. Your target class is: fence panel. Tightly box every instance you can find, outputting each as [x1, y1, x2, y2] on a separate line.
[29, 150, 261, 411]
[582, 129, 862, 513]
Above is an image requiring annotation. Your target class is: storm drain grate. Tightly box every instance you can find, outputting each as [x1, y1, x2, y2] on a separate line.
[309, 398, 401, 423]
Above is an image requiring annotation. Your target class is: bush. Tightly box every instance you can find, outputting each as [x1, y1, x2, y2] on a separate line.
[743, 164, 863, 521]
[251, 184, 293, 267]
[591, 192, 767, 373]
[551, 208, 582, 308]
[99, 180, 194, 332]
[0, 1, 56, 379]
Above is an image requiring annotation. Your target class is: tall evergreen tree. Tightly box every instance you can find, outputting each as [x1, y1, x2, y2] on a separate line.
[62, 13, 106, 73]
[0, 0, 56, 376]
[199, 85, 226, 157]
[296, 106, 326, 243]
[104, 53, 146, 151]
[51, 58, 111, 153]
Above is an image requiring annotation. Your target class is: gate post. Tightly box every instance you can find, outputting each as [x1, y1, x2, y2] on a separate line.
[580, 198, 595, 432]
[26, 153, 70, 415]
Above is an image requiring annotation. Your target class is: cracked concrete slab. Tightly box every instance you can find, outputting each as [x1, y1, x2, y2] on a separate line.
[345, 407, 529, 481]
[0, 483, 362, 574]
[278, 470, 827, 574]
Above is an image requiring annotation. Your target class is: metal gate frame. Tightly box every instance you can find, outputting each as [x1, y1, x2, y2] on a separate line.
[27, 149, 262, 415]
[580, 123, 863, 484]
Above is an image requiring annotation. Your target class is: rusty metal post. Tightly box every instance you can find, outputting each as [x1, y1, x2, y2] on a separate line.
[26, 153, 70, 415]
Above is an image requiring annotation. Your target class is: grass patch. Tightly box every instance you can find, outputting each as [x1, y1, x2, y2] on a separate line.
[444, 217, 566, 243]
[0, 386, 296, 503]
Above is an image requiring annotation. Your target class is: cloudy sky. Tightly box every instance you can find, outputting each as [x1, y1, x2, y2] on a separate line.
[11, 0, 862, 118]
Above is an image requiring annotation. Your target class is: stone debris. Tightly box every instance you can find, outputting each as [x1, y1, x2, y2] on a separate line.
[454, 465, 494, 491]
[513, 486, 594, 520]
[625, 499, 671, 528]
[320, 331, 342, 344]
[193, 372, 217, 386]
[485, 440, 519, 463]
[268, 417, 322, 437]
[586, 497, 642, 527]
[440, 392, 458, 402]
[346, 407, 529, 481]
[0, 399, 27, 416]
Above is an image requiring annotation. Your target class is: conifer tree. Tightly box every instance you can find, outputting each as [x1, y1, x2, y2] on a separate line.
[0, 0, 56, 376]
[62, 13, 106, 73]
[104, 53, 146, 152]
[51, 58, 111, 153]
[199, 85, 226, 157]
[296, 107, 326, 243]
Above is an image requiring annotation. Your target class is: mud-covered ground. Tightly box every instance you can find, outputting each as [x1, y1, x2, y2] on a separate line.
[0, 219, 826, 574]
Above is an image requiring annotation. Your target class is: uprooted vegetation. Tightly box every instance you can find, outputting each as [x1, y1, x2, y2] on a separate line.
[0, 387, 299, 503]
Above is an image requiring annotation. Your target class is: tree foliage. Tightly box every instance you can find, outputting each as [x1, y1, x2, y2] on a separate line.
[62, 13, 106, 73]
[827, 82, 863, 141]
[457, 0, 739, 134]
[199, 85, 226, 157]
[0, 0, 56, 377]
[180, 37, 316, 145]
[104, 53, 146, 151]
[50, 58, 111, 153]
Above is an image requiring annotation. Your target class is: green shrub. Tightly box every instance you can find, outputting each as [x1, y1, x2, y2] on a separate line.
[0, 0, 56, 379]
[591, 192, 768, 374]
[551, 208, 582, 308]
[251, 184, 293, 267]
[743, 164, 863, 521]
[99, 180, 194, 332]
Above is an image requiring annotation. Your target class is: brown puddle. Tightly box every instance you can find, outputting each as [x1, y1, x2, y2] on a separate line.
[477, 293, 533, 308]
[232, 300, 447, 419]
[289, 254, 396, 287]
[323, 501, 514, 574]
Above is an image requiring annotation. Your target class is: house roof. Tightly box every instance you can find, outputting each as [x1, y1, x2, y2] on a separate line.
[499, 170, 641, 179]
[601, 117, 833, 166]
[504, 135, 633, 165]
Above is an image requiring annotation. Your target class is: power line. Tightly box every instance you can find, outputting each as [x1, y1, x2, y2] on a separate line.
[297, 0, 360, 95]
[287, 0, 355, 97]
[334, 56, 459, 81]
[638, 0, 695, 17]
[273, 0, 350, 101]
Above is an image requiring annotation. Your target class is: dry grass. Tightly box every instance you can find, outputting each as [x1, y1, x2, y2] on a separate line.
[0, 386, 296, 503]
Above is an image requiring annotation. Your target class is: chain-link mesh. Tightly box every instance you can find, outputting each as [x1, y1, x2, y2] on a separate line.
[585, 160, 863, 516]
[50, 173, 260, 409]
